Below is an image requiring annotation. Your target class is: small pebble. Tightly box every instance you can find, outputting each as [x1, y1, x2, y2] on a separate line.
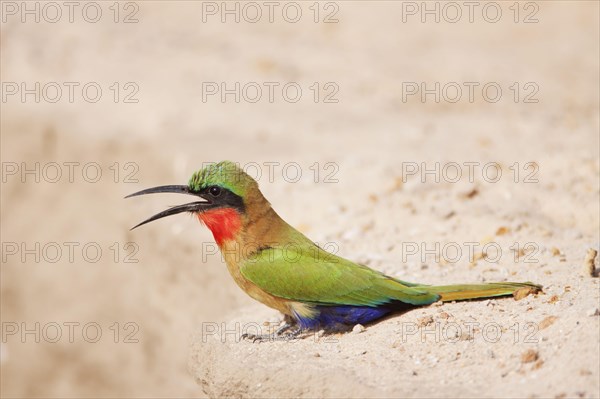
[586, 308, 599, 317]
[495, 226, 509, 236]
[521, 349, 539, 363]
[539, 316, 558, 329]
[582, 248, 598, 277]
[352, 324, 366, 334]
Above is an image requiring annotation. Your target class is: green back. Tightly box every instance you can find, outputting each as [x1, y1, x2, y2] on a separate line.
[240, 243, 440, 307]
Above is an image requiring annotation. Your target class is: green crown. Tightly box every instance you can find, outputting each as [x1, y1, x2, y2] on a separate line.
[189, 161, 257, 197]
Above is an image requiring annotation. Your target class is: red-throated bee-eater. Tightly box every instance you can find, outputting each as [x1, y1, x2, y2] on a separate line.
[127, 161, 541, 339]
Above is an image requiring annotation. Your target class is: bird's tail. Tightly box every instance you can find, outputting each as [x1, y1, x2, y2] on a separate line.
[416, 282, 542, 302]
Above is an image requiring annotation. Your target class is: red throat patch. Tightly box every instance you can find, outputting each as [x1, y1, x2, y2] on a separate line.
[197, 208, 242, 246]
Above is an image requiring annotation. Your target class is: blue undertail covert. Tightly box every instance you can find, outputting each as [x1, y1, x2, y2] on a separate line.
[294, 305, 392, 330]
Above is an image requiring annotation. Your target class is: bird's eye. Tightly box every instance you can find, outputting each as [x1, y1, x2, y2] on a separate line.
[208, 186, 222, 197]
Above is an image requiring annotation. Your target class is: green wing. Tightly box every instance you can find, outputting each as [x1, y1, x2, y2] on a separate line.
[240, 244, 439, 306]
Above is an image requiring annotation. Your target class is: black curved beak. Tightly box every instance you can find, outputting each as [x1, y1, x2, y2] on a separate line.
[125, 185, 212, 230]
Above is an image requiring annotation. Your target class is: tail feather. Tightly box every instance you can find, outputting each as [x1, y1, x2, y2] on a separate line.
[416, 282, 542, 302]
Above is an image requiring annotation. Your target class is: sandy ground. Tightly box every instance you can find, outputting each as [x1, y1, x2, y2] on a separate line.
[1, 1, 599, 398]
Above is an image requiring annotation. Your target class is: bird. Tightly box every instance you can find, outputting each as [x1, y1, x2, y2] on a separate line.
[126, 161, 541, 340]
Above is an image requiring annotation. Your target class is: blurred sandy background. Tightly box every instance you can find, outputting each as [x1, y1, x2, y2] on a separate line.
[1, 1, 599, 398]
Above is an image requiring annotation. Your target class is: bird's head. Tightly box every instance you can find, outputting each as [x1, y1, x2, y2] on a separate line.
[126, 161, 262, 245]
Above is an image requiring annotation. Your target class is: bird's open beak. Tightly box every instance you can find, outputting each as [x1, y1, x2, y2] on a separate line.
[125, 185, 212, 230]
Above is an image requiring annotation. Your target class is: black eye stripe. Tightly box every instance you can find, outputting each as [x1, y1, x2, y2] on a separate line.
[201, 186, 245, 213]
